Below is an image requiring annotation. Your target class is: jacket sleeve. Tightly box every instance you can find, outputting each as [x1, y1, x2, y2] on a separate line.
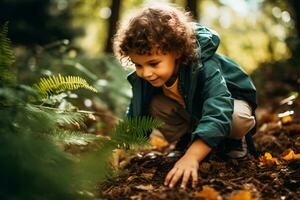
[191, 59, 233, 148]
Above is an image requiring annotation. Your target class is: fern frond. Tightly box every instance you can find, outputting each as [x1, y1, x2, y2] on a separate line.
[56, 111, 87, 128]
[111, 117, 162, 149]
[22, 104, 59, 133]
[33, 74, 97, 98]
[51, 129, 98, 145]
[21, 105, 88, 133]
[0, 22, 16, 86]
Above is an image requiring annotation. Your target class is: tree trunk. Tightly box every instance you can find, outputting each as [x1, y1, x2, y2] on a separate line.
[105, 0, 121, 53]
[185, 0, 199, 21]
[290, 0, 300, 38]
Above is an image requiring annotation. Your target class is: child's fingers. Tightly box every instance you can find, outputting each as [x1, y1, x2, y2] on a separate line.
[168, 169, 183, 188]
[164, 167, 177, 186]
[180, 170, 191, 189]
[191, 169, 198, 188]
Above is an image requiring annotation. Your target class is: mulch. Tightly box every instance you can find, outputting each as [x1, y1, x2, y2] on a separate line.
[98, 95, 300, 200]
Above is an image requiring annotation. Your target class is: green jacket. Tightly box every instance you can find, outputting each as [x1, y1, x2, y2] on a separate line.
[126, 24, 257, 148]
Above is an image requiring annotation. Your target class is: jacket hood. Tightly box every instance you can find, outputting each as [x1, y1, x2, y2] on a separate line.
[193, 23, 220, 62]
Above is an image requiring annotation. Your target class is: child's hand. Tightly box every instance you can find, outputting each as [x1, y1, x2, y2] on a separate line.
[164, 139, 212, 189]
[164, 154, 199, 189]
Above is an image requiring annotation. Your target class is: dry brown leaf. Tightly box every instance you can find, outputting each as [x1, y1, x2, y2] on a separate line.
[195, 186, 222, 200]
[111, 149, 130, 168]
[127, 175, 138, 182]
[281, 148, 300, 161]
[259, 152, 280, 167]
[134, 184, 154, 191]
[150, 135, 169, 148]
[141, 172, 154, 179]
[229, 190, 252, 200]
[258, 122, 282, 133]
[130, 194, 143, 200]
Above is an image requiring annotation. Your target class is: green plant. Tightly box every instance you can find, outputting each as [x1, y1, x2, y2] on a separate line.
[0, 22, 16, 87]
[33, 74, 97, 99]
[0, 23, 161, 199]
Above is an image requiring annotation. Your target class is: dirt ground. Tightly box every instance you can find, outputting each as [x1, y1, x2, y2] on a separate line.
[99, 95, 300, 200]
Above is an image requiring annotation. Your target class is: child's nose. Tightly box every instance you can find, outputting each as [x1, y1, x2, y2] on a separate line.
[142, 67, 153, 78]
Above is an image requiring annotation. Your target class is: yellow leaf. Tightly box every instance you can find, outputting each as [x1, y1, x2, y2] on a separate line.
[195, 186, 221, 200]
[150, 135, 169, 148]
[259, 152, 280, 167]
[229, 190, 252, 200]
[281, 148, 300, 161]
[281, 115, 293, 124]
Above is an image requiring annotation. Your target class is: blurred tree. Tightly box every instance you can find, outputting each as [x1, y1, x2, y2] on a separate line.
[289, 0, 300, 38]
[199, 0, 295, 72]
[185, 0, 199, 21]
[251, 0, 300, 102]
[0, 0, 82, 46]
[105, 0, 121, 53]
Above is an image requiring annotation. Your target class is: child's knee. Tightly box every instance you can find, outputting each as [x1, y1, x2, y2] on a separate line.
[230, 99, 256, 139]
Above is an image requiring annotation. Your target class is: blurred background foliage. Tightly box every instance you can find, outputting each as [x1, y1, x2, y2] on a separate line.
[0, 1, 299, 199]
[0, 0, 299, 120]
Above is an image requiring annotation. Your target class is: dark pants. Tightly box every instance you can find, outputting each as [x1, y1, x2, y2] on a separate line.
[149, 94, 256, 151]
[149, 95, 192, 143]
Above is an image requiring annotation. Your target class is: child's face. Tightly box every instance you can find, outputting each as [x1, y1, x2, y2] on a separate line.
[129, 49, 179, 87]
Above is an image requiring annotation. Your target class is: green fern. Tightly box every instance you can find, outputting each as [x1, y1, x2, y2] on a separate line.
[33, 74, 97, 98]
[22, 105, 88, 134]
[0, 22, 16, 87]
[51, 129, 99, 145]
[110, 117, 162, 149]
[56, 110, 87, 128]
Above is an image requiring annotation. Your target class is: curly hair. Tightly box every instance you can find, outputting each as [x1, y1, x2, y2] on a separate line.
[113, 3, 198, 66]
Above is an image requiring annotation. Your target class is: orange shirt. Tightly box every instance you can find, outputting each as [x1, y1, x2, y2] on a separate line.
[162, 77, 185, 107]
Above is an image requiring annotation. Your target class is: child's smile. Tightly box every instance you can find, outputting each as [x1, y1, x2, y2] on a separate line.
[129, 49, 180, 87]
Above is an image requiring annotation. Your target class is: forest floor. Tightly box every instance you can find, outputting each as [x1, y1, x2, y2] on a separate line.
[98, 94, 300, 200]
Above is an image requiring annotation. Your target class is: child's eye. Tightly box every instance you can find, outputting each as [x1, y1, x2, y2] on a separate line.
[149, 62, 159, 67]
[135, 64, 142, 68]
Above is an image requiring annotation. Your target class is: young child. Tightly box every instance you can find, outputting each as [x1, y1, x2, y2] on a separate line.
[113, 3, 257, 189]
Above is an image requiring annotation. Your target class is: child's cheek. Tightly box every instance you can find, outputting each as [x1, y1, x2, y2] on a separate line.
[136, 69, 144, 79]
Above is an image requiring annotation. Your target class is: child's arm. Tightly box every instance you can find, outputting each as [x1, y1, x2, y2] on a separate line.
[164, 139, 211, 189]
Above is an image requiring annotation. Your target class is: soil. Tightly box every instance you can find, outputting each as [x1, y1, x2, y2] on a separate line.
[98, 95, 300, 200]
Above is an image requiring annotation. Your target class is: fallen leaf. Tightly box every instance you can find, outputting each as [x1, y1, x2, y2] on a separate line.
[229, 190, 252, 200]
[259, 152, 280, 167]
[195, 186, 222, 200]
[281, 148, 300, 161]
[134, 184, 154, 191]
[111, 149, 130, 168]
[281, 115, 294, 124]
[130, 194, 143, 200]
[127, 175, 138, 182]
[279, 93, 298, 105]
[150, 135, 169, 148]
[141, 172, 154, 179]
[278, 110, 294, 124]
